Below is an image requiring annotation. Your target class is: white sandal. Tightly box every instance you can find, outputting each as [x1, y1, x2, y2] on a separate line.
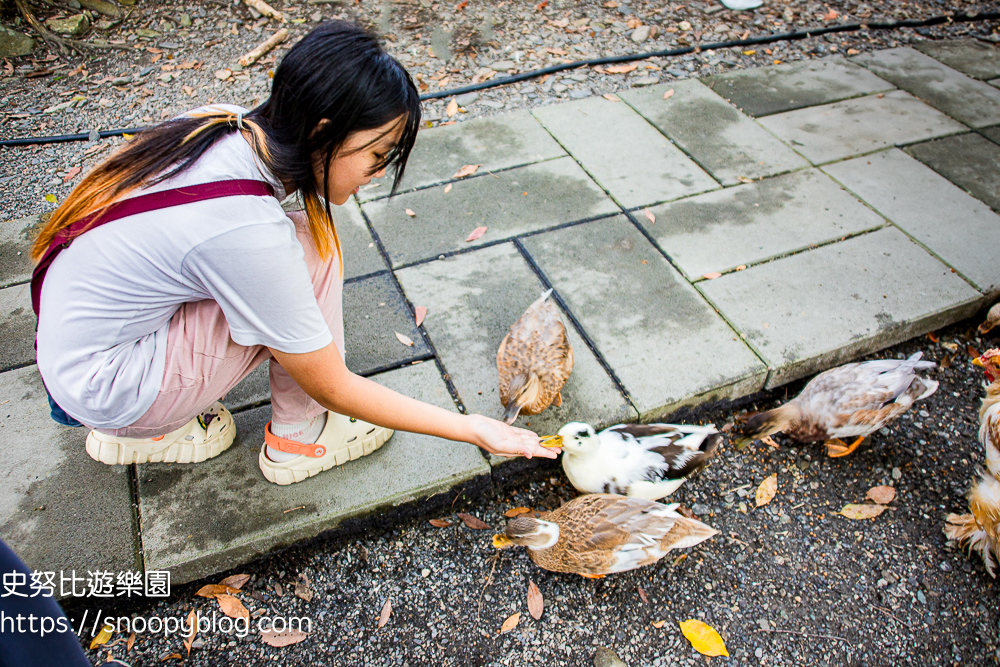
[258, 411, 393, 485]
[85, 402, 236, 465]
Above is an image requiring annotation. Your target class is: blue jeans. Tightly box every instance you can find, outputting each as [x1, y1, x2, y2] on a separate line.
[47, 392, 82, 428]
[0, 538, 91, 667]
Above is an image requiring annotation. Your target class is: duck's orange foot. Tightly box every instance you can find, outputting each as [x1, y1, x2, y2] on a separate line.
[826, 436, 865, 458]
[579, 573, 606, 579]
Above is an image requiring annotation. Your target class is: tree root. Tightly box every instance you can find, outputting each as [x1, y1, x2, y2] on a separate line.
[14, 0, 134, 54]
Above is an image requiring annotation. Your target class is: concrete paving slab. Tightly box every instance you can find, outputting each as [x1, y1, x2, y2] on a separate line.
[699, 227, 983, 387]
[283, 196, 386, 281]
[362, 157, 619, 267]
[0, 214, 41, 289]
[852, 47, 1000, 129]
[640, 169, 885, 279]
[913, 39, 1000, 81]
[0, 283, 35, 372]
[137, 362, 490, 584]
[531, 96, 719, 208]
[701, 56, 894, 117]
[395, 242, 636, 440]
[0, 366, 138, 588]
[758, 90, 967, 165]
[620, 80, 809, 185]
[825, 148, 1000, 295]
[343, 272, 431, 375]
[519, 216, 766, 418]
[982, 125, 1000, 146]
[992, 78, 1000, 89]
[905, 132, 1000, 215]
[358, 111, 566, 201]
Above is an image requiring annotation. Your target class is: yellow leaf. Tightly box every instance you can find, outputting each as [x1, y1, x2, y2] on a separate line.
[743, 50, 756, 55]
[865, 485, 896, 505]
[215, 593, 249, 620]
[663, 88, 675, 100]
[44, 193, 57, 204]
[837, 503, 887, 520]
[394, 331, 414, 347]
[452, 163, 482, 179]
[679, 619, 729, 657]
[527, 581, 543, 620]
[446, 98, 459, 117]
[122, 133, 134, 140]
[90, 624, 113, 649]
[756, 474, 777, 507]
[500, 612, 520, 634]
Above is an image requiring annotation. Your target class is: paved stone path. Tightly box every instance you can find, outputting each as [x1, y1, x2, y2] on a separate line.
[3, 41, 1000, 588]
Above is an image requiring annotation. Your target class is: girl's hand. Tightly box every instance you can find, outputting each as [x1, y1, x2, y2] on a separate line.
[466, 414, 561, 459]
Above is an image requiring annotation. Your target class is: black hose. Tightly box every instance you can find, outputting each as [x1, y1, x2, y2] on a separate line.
[2, 10, 997, 148]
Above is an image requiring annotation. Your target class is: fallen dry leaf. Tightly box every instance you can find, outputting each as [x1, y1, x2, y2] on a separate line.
[414, 306, 427, 327]
[90, 624, 113, 649]
[195, 584, 238, 599]
[127, 632, 136, 652]
[457, 512, 491, 529]
[927, 331, 940, 343]
[378, 598, 392, 628]
[63, 166, 81, 182]
[735, 265, 746, 271]
[215, 593, 250, 620]
[969, 345, 981, 358]
[663, 88, 675, 100]
[500, 612, 520, 634]
[446, 98, 459, 117]
[637, 586, 649, 604]
[837, 503, 887, 519]
[160, 654, 182, 662]
[824, 8, 839, 20]
[183, 610, 197, 655]
[651, 619, 666, 629]
[452, 164, 482, 179]
[465, 226, 488, 242]
[428, 518, 452, 528]
[605, 63, 638, 74]
[273, 582, 284, 597]
[703, 272, 722, 280]
[643, 208, 655, 225]
[405, 208, 416, 217]
[444, 183, 453, 193]
[394, 331, 415, 347]
[602, 93, 621, 102]
[218, 574, 250, 590]
[737, 175, 755, 184]
[866, 485, 896, 505]
[761, 435, 779, 448]
[261, 628, 308, 647]
[677, 505, 696, 519]
[756, 474, 777, 507]
[504, 507, 532, 518]
[527, 581, 544, 620]
[680, 619, 729, 657]
[294, 578, 313, 603]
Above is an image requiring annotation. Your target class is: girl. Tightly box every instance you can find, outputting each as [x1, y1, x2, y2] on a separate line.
[32, 21, 557, 485]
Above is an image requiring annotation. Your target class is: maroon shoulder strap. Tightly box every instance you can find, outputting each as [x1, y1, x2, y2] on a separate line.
[31, 179, 275, 316]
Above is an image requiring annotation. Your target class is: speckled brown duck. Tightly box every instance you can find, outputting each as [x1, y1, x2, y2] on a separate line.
[496, 289, 573, 424]
[736, 352, 938, 457]
[492, 494, 718, 578]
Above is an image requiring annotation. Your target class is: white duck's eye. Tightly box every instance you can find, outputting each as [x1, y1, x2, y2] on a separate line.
[573, 428, 590, 439]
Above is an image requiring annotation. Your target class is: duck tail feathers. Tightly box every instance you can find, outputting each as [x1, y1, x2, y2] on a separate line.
[662, 517, 719, 550]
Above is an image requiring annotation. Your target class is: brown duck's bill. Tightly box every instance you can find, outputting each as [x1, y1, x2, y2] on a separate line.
[492, 534, 515, 549]
[539, 435, 563, 448]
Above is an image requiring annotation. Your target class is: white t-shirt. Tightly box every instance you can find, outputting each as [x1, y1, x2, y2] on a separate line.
[36, 114, 333, 429]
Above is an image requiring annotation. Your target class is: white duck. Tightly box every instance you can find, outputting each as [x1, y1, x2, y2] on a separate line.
[542, 421, 721, 500]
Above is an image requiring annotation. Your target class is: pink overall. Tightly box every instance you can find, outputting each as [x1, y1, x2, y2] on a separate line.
[97, 217, 343, 438]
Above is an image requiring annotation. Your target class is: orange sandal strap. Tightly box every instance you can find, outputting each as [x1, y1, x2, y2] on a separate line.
[264, 421, 327, 458]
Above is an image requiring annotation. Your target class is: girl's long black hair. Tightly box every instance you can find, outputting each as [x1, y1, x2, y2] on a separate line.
[33, 21, 421, 266]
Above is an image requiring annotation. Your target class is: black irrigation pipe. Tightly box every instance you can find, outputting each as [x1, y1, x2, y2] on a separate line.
[2, 10, 997, 148]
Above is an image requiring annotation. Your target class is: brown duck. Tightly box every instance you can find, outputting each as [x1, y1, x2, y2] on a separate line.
[496, 289, 573, 424]
[492, 494, 717, 578]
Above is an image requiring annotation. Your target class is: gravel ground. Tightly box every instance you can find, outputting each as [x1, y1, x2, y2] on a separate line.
[2, 0, 1000, 221]
[63, 312, 1000, 666]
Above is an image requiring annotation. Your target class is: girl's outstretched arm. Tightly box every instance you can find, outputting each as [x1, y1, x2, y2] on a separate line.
[270, 343, 560, 459]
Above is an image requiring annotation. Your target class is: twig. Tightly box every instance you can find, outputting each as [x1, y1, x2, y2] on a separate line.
[282, 505, 306, 513]
[244, 0, 285, 22]
[476, 552, 502, 621]
[871, 604, 913, 628]
[727, 534, 749, 547]
[238, 28, 288, 66]
[758, 628, 848, 642]
[450, 486, 466, 510]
